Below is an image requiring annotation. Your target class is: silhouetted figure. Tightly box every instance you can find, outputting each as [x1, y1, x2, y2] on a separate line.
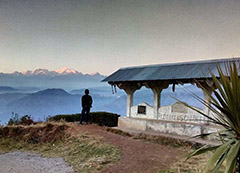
[80, 89, 92, 124]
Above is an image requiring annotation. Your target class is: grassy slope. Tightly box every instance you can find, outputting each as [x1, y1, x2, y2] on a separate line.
[0, 123, 120, 173]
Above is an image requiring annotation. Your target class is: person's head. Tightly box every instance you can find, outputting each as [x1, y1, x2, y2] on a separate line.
[85, 89, 89, 95]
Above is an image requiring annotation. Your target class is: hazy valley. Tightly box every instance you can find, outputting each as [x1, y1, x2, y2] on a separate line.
[0, 67, 205, 124]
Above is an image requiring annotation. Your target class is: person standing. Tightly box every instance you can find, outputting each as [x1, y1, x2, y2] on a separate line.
[80, 89, 92, 124]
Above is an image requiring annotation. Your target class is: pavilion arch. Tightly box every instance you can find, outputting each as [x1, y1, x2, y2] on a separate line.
[132, 86, 154, 107]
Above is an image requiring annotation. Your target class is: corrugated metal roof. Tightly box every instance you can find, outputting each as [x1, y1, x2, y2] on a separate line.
[102, 57, 240, 83]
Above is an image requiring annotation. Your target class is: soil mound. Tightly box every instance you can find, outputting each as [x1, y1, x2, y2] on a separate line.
[0, 123, 69, 143]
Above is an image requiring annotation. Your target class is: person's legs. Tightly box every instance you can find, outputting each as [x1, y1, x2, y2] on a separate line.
[80, 108, 85, 124]
[85, 107, 90, 124]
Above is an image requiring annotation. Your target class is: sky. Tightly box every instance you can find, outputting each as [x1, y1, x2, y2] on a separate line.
[0, 0, 240, 75]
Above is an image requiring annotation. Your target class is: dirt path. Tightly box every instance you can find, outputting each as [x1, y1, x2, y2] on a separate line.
[0, 151, 73, 173]
[69, 124, 184, 173]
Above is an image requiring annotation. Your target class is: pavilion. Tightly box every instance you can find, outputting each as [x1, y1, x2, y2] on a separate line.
[102, 58, 240, 136]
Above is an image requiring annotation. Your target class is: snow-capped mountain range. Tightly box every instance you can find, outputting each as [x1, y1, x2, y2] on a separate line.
[0, 68, 106, 90]
[55, 67, 80, 75]
[11, 67, 102, 76]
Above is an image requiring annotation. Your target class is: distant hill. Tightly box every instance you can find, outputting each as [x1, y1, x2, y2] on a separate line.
[0, 86, 40, 94]
[0, 86, 18, 92]
[33, 88, 70, 96]
[0, 93, 28, 107]
[0, 92, 29, 124]
[5, 89, 80, 120]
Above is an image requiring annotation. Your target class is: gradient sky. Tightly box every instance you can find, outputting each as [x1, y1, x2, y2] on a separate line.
[0, 0, 240, 75]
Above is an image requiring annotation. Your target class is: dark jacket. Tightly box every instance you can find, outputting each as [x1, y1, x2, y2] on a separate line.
[81, 95, 92, 108]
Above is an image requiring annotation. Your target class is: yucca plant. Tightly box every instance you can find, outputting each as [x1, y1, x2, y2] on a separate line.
[177, 60, 240, 172]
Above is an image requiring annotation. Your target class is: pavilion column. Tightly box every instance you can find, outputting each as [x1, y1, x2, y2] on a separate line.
[203, 88, 213, 115]
[196, 80, 216, 118]
[117, 82, 142, 118]
[145, 82, 170, 119]
[124, 89, 136, 117]
[152, 88, 163, 119]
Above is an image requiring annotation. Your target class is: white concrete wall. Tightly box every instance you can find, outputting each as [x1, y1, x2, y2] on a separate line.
[131, 102, 206, 123]
[131, 102, 154, 119]
[158, 102, 207, 123]
[118, 102, 220, 137]
[118, 117, 222, 137]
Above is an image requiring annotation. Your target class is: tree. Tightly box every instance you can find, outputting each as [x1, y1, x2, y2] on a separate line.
[178, 60, 240, 172]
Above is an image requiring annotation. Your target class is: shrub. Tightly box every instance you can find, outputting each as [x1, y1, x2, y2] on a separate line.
[7, 118, 16, 126]
[48, 114, 80, 122]
[19, 115, 34, 125]
[48, 112, 120, 127]
[89, 112, 120, 127]
[7, 112, 20, 125]
[7, 114, 34, 126]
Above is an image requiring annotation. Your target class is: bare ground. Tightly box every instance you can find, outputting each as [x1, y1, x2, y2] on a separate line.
[68, 124, 185, 173]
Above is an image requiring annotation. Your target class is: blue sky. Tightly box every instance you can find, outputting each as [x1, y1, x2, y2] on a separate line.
[0, 0, 239, 75]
